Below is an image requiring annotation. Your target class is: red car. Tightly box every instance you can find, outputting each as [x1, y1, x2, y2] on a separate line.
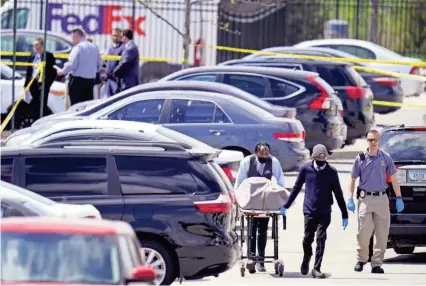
[0, 217, 156, 285]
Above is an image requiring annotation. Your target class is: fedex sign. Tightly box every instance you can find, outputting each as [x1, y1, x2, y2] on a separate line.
[47, 4, 146, 36]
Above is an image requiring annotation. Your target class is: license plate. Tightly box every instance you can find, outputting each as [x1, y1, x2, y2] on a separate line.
[408, 170, 426, 182]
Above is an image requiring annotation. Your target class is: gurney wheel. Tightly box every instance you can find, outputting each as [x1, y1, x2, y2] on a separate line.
[240, 267, 245, 277]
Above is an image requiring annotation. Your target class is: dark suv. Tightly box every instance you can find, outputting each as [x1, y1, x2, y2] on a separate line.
[220, 58, 375, 145]
[379, 125, 426, 254]
[0, 141, 240, 285]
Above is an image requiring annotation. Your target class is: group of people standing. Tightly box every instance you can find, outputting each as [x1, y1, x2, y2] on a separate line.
[235, 130, 405, 278]
[23, 28, 141, 124]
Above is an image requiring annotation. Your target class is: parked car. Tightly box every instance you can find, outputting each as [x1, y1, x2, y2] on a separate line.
[160, 65, 346, 152]
[220, 58, 375, 145]
[294, 38, 426, 97]
[242, 46, 404, 114]
[0, 180, 102, 218]
[32, 81, 297, 127]
[0, 63, 66, 129]
[1, 217, 157, 285]
[12, 90, 309, 171]
[1, 141, 240, 284]
[0, 29, 72, 74]
[4, 120, 244, 184]
[379, 125, 426, 254]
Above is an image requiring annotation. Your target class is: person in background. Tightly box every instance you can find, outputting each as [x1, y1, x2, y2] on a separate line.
[102, 28, 125, 98]
[113, 29, 140, 91]
[57, 28, 102, 105]
[24, 37, 56, 122]
[86, 37, 102, 99]
[280, 144, 348, 279]
[234, 142, 286, 273]
[347, 129, 404, 274]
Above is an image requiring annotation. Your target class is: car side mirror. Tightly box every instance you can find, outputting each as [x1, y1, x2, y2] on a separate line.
[125, 266, 156, 284]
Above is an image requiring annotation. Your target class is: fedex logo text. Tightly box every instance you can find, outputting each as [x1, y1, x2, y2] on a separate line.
[47, 4, 146, 36]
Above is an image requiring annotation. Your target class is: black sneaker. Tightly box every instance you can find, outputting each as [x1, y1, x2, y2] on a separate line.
[354, 262, 365, 272]
[300, 256, 311, 275]
[311, 269, 326, 279]
[371, 266, 385, 274]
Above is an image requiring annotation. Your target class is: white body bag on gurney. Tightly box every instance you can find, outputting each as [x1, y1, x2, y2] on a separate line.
[235, 177, 293, 211]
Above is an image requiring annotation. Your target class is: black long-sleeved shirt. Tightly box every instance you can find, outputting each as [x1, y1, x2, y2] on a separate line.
[283, 161, 348, 219]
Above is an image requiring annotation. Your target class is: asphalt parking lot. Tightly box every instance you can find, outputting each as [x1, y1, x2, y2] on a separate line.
[188, 158, 426, 285]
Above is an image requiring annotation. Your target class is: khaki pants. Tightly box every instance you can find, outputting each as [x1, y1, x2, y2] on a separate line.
[357, 192, 390, 267]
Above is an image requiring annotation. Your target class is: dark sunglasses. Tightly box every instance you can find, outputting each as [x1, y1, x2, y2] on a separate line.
[367, 138, 378, 143]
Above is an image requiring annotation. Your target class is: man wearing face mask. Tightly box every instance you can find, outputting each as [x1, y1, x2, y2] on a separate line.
[234, 141, 286, 273]
[280, 144, 348, 278]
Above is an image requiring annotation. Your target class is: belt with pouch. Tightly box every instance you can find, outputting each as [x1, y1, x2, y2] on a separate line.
[359, 190, 387, 198]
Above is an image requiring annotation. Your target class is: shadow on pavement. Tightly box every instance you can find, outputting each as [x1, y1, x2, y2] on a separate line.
[384, 252, 426, 265]
[268, 271, 311, 278]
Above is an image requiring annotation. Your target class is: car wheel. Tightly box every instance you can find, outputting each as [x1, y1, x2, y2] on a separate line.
[393, 246, 415, 254]
[140, 239, 176, 285]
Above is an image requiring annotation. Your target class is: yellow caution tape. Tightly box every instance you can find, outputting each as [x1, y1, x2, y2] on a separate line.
[0, 51, 188, 63]
[196, 45, 426, 67]
[0, 62, 45, 132]
[372, 100, 426, 108]
[354, 66, 426, 82]
[1, 61, 39, 67]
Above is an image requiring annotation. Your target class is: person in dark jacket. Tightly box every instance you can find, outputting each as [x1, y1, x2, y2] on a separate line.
[102, 28, 125, 97]
[280, 144, 349, 278]
[113, 29, 140, 91]
[24, 37, 56, 120]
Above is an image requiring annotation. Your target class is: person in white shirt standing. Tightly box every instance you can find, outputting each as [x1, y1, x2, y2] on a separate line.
[234, 141, 286, 273]
[57, 28, 102, 105]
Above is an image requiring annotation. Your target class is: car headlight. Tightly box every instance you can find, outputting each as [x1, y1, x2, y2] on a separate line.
[396, 169, 407, 184]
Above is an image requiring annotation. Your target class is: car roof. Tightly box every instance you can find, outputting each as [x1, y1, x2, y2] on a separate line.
[161, 65, 318, 80]
[111, 80, 258, 99]
[380, 125, 426, 133]
[222, 58, 352, 66]
[0, 217, 136, 236]
[253, 46, 361, 59]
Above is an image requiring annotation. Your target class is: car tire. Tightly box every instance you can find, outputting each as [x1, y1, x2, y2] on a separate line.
[393, 246, 415, 254]
[140, 239, 176, 285]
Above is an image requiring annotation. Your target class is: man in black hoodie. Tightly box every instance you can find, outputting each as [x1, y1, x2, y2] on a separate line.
[280, 144, 349, 278]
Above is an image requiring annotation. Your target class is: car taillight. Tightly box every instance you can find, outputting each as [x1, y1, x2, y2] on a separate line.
[409, 66, 419, 75]
[372, 77, 399, 87]
[273, 131, 305, 142]
[193, 192, 232, 213]
[221, 166, 236, 183]
[306, 76, 331, 110]
[346, 86, 367, 99]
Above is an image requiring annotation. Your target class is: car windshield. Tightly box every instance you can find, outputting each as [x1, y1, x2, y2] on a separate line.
[380, 131, 426, 161]
[1, 232, 121, 284]
[1, 63, 23, 79]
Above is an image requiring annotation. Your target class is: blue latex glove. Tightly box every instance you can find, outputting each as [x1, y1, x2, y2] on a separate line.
[347, 198, 355, 213]
[342, 218, 349, 230]
[280, 206, 287, 215]
[396, 197, 404, 213]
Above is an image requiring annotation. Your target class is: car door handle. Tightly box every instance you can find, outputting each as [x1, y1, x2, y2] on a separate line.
[209, 129, 225, 133]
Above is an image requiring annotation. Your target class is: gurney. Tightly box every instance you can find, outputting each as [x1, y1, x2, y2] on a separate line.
[235, 177, 292, 277]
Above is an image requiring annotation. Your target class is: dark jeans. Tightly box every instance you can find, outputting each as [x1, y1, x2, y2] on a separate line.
[68, 76, 95, 106]
[249, 217, 269, 264]
[303, 213, 331, 271]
